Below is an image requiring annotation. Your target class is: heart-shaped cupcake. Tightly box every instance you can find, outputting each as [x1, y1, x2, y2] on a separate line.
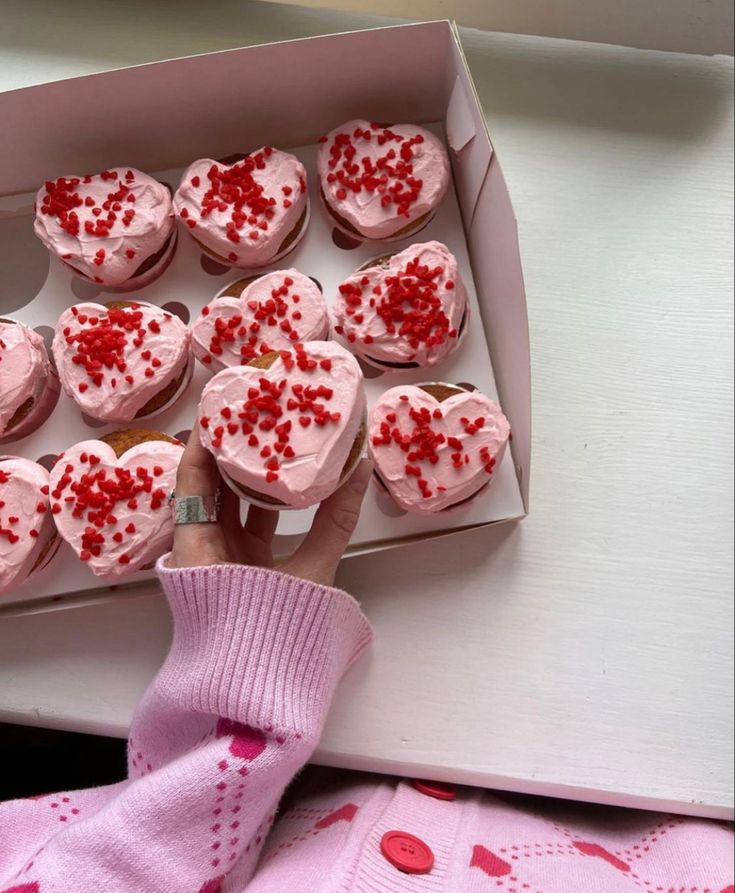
[53, 301, 191, 423]
[198, 341, 366, 509]
[0, 318, 59, 442]
[335, 241, 468, 368]
[368, 384, 509, 513]
[192, 270, 329, 372]
[317, 120, 449, 240]
[48, 429, 183, 578]
[174, 149, 308, 268]
[0, 457, 58, 594]
[34, 167, 175, 289]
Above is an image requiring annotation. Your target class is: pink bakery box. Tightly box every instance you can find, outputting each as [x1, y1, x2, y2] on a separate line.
[0, 21, 530, 616]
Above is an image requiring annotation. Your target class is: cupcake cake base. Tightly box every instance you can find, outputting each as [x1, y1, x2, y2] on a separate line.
[319, 187, 434, 244]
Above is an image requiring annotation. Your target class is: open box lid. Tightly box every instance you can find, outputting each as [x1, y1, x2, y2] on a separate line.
[0, 21, 530, 580]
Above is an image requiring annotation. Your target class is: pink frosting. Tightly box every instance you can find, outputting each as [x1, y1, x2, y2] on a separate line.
[0, 321, 51, 435]
[368, 384, 509, 513]
[34, 168, 174, 286]
[317, 120, 449, 239]
[192, 270, 329, 372]
[198, 341, 366, 509]
[0, 457, 56, 594]
[334, 241, 468, 367]
[53, 302, 191, 423]
[48, 438, 183, 578]
[173, 150, 308, 268]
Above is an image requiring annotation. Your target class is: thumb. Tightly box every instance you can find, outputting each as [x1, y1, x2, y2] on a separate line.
[285, 459, 372, 586]
[174, 423, 220, 497]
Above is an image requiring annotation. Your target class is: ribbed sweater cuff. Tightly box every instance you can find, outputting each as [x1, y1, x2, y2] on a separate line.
[155, 555, 373, 739]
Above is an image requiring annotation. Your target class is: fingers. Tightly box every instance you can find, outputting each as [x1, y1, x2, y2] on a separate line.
[228, 504, 279, 567]
[220, 484, 243, 533]
[245, 505, 280, 545]
[169, 424, 230, 568]
[172, 430, 371, 577]
[174, 424, 219, 497]
[286, 459, 372, 585]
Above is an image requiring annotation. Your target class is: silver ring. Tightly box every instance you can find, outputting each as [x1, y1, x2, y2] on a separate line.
[169, 491, 221, 525]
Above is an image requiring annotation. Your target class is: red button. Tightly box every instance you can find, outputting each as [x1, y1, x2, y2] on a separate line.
[412, 779, 456, 801]
[380, 830, 434, 874]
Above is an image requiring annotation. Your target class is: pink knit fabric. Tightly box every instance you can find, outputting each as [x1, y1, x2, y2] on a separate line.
[0, 559, 731, 893]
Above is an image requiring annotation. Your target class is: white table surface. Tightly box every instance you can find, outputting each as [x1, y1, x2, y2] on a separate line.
[0, 1, 732, 820]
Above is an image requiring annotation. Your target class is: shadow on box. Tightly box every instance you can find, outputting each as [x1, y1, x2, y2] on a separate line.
[0, 213, 50, 316]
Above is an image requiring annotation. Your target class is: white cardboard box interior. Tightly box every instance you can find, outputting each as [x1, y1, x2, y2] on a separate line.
[0, 148, 525, 607]
[0, 22, 530, 610]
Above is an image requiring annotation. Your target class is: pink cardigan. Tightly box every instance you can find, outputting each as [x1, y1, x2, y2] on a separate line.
[1, 560, 732, 892]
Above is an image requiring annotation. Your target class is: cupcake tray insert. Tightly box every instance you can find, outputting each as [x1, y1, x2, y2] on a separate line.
[0, 22, 529, 613]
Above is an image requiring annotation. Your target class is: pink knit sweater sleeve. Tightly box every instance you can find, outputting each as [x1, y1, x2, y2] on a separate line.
[0, 558, 373, 893]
